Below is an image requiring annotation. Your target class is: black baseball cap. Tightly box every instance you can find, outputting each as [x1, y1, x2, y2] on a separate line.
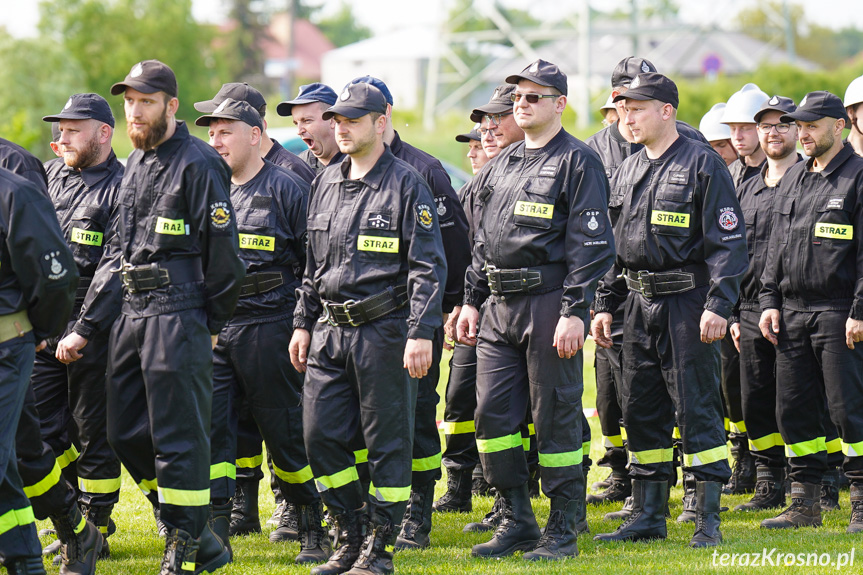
[613, 72, 679, 109]
[349, 76, 394, 106]
[506, 59, 568, 96]
[611, 57, 657, 88]
[194, 99, 263, 130]
[780, 91, 849, 123]
[322, 83, 388, 120]
[195, 83, 266, 116]
[276, 83, 338, 117]
[455, 124, 482, 143]
[754, 95, 796, 123]
[470, 84, 516, 123]
[111, 60, 178, 97]
[42, 93, 115, 128]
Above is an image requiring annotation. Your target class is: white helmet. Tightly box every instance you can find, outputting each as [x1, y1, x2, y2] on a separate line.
[721, 83, 769, 124]
[844, 75, 863, 108]
[699, 103, 731, 142]
[600, 93, 615, 111]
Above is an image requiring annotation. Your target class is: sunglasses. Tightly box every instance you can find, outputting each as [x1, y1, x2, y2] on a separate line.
[756, 122, 792, 134]
[510, 92, 559, 104]
[483, 112, 513, 126]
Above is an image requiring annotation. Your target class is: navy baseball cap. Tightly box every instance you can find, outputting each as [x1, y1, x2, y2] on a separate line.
[470, 84, 516, 123]
[611, 57, 657, 88]
[276, 83, 338, 117]
[111, 60, 177, 97]
[42, 93, 115, 128]
[455, 124, 482, 143]
[195, 83, 267, 116]
[348, 76, 393, 106]
[780, 91, 849, 123]
[754, 95, 796, 123]
[194, 99, 263, 130]
[614, 72, 679, 109]
[506, 59, 568, 96]
[323, 83, 388, 120]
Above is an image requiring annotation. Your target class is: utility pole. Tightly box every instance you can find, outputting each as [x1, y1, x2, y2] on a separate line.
[284, 0, 296, 99]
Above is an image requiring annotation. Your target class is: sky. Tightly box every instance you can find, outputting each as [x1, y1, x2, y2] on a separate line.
[2, 0, 863, 38]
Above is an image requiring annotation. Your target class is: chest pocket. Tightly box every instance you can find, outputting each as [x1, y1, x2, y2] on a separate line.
[651, 182, 693, 237]
[307, 212, 331, 262]
[742, 208, 757, 256]
[150, 193, 190, 248]
[772, 195, 794, 245]
[512, 178, 557, 230]
[356, 209, 400, 263]
[69, 205, 109, 263]
[813, 197, 854, 245]
[237, 209, 278, 264]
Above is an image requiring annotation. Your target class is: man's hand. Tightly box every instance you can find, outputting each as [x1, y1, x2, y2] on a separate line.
[700, 310, 727, 344]
[846, 318, 863, 350]
[56, 333, 89, 364]
[443, 305, 461, 351]
[729, 322, 741, 352]
[404, 338, 433, 379]
[211, 334, 219, 350]
[456, 305, 479, 347]
[289, 328, 311, 373]
[36, 340, 47, 353]
[591, 312, 614, 349]
[553, 316, 585, 359]
[759, 309, 780, 345]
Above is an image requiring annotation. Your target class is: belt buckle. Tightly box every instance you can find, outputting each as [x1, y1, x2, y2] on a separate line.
[342, 300, 361, 326]
[318, 301, 337, 326]
[637, 271, 655, 298]
[485, 263, 500, 294]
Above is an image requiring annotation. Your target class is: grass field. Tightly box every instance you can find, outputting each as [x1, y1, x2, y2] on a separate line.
[36, 340, 861, 574]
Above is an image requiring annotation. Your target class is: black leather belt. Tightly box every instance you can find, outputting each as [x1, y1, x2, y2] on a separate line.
[319, 285, 408, 327]
[623, 265, 710, 297]
[239, 272, 285, 297]
[114, 259, 204, 293]
[75, 277, 93, 302]
[486, 263, 568, 296]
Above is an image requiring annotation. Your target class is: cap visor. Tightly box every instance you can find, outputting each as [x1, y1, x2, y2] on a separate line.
[505, 73, 553, 88]
[42, 112, 91, 123]
[322, 105, 374, 121]
[469, 103, 512, 123]
[110, 80, 162, 96]
[613, 90, 655, 103]
[455, 134, 473, 143]
[780, 110, 823, 123]
[194, 100, 218, 113]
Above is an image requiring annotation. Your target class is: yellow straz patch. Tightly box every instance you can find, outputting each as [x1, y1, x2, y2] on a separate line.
[357, 235, 399, 253]
[814, 223, 853, 240]
[651, 210, 690, 228]
[239, 233, 275, 251]
[155, 217, 185, 235]
[514, 201, 553, 219]
[71, 228, 103, 246]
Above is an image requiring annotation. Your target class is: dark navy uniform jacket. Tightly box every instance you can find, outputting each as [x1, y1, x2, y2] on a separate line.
[299, 148, 345, 175]
[0, 138, 48, 196]
[265, 138, 315, 184]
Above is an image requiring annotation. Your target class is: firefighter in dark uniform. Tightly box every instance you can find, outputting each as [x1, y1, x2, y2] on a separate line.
[457, 59, 615, 561]
[758, 91, 863, 532]
[584, 57, 710, 514]
[0, 138, 48, 195]
[728, 96, 799, 513]
[593, 73, 746, 548]
[278, 83, 345, 174]
[197, 99, 329, 564]
[0, 167, 78, 575]
[289, 82, 446, 575]
[346, 76, 471, 551]
[57, 60, 245, 574]
[194, 81, 314, 539]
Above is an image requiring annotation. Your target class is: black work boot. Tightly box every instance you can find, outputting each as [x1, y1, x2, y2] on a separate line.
[847, 484, 863, 534]
[587, 473, 631, 505]
[395, 482, 434, 550]
[195, 521, 231, 574]
[269, 502, 299, 542]
[760, 482, 822, 529]
[463, 493, 503, 533]
[80, 504, 115, 560]
[345, 515, 397, 575]
[603, 495, 634, 522]
[311, 505, 368, 575]
[229, 478, 261, 536]
[471, 483, 541, 558]
[267, 497, 286, 527]
[160, 528, 198, 575]
[5, 556, 47, 575]
[154, 506, 168, 537]
[527, 466, 541, 499]
[676, 472, 697, 523]
[821, 469, 841, 511]
[210, 502, 233, 560]
[593, 480, 668, 542]
[591, 470, 614, 491]
[689, 481, 722, 548]
[523, 498, 579, 561]
[433, 467, 473, 513]
[723, 434, 756, 494]
[471, 466, 493, 497]
[295, 500, 333, 564]
[50, 504, 102, 575]
[574, 480, 589, 536]
[735, 467, 786, 511]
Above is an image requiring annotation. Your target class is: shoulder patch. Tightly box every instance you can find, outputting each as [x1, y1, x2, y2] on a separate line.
[581, 209, 606, 237]
[415, 203, 434, 231]
[434, 195, 451, 221]
[718, 207, 739, 232]
[210, 201, 232, 231]
[41, 249, 70, 281]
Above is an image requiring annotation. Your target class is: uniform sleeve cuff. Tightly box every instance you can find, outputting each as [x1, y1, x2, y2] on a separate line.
[207, 319, 228, 335]
[759, 295, 782, 312]
[293, 315, 315, 331]
[851, 301, 863, 321]
[705, 297, 732, 319]
[72, 321, 95, 341]
[408, 324, 435, 340]
[594, 296, 617, 315]
[463, 287, 487, 309]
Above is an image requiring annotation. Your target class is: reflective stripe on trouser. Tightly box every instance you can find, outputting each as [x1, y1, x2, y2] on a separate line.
[738, 309, 786, 469]
[475, 289, 585, 502]
[441, 342, 479, 471]
[720, 331, 745, 433]
[775, 307, 863, 484]
[620, 287, 730, 483]
[410, 330, 443, 488]
[594, 306, 627, 472]
[106, 310, 212, 535]
[0, 338, 43, 561]
[210, 318, 318, 504]
[15, 384, 76, 519]
[234, 401, 265, 482]
[303, 316, 416, 524]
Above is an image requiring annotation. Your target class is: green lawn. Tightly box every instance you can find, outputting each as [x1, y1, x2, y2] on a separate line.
[37, 339, 861, 574]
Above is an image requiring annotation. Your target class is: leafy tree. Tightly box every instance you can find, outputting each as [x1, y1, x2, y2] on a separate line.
[313, 2, 371, 48]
